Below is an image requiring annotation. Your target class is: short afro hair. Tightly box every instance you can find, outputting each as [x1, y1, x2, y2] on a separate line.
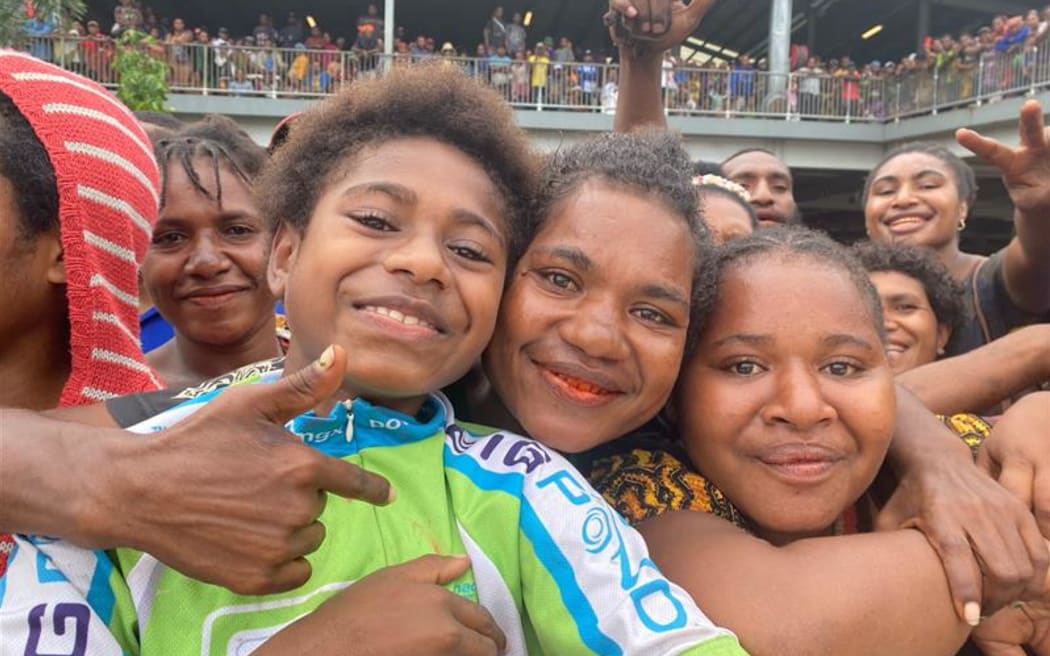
[257, 64, 538, 263]
[852, 240, 969, 335]
[531, 129, 715, 355]
[711, 226, 886, 344]
[0, 91, 58, 242]
[863, 142, 978, 214]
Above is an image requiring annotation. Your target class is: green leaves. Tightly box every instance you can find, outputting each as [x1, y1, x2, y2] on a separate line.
[0, 0, 87, 47]
[113, 29, 169, 111]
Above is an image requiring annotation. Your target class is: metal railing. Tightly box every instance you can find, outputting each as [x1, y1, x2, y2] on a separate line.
[20, 35, 1050, 122]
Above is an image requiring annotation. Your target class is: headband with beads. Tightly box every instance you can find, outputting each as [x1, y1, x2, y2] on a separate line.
[692, 174, 751, 203]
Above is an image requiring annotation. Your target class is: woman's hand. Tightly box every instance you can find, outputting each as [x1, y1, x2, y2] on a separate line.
[104, 346, 394, 595]
[876, 442, 1048, 620]
[957, 100, 1050, 217]
[972, 601, 1050, 655]
[605, 0, 719, 56]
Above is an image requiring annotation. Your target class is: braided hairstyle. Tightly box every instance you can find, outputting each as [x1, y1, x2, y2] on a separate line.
[155, 114, 268, 211]
[711, 226, 886, 344]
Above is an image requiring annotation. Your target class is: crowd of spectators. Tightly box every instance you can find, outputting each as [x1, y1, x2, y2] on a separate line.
[659, 5, 1050, 119]
[20, 1, 625, 109]
[18, 2, 1050, 117]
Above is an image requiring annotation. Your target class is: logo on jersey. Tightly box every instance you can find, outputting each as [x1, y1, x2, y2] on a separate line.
[0, 533, 15, 578]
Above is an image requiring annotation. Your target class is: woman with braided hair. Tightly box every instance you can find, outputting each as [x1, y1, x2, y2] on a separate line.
[142, 115, 286, 388]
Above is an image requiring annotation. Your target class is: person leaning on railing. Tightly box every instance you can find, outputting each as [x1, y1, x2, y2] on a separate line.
[18, 22, 1050, 117]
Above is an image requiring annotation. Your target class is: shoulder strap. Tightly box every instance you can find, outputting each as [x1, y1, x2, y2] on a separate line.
[969, 257, 994, 345]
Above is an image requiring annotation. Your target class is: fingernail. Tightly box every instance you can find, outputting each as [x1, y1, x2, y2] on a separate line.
[964, 602, 981, 626]
[317, 345, 335, 370]
[641, 21, 650, 32]
[387, 485, 398, 504]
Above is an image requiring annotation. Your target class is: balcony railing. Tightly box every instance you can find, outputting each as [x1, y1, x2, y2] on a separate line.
[21, 35, 1050, 122]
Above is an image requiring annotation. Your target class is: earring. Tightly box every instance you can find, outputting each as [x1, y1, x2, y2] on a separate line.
[957, 217, 967, 232]
[937, 347, 946, 356]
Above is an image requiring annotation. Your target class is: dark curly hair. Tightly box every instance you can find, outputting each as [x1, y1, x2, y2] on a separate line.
[531, 130, 715, 355]
[155, 114, 269, 211]
[710, 226, 886, 343]
[863, 142, 978, 214]
[257, 64, 538, 263]
[852, 240, 969, 335]
[0, 91, 58, 242]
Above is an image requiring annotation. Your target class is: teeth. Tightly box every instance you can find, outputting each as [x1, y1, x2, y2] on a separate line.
[363, 305, 435, 330]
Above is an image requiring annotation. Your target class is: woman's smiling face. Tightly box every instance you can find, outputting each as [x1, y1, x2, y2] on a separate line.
[143, 160, 275, 349]
[676, 254, 896, 545]
[869, 270, 950, 373]
[864, 152, 968, 251]
[484, 180, 695, 453]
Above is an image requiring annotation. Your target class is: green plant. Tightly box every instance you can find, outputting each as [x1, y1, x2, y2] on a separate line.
[113, 29, 169, 111]
[0, 0, 86, 48]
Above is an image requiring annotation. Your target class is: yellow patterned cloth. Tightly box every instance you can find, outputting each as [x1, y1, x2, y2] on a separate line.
[588, 448, 751, 529]
[588, 414, 991, 531]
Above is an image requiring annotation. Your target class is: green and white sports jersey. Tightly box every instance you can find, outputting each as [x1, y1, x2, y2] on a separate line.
[0, 367, 746, 656]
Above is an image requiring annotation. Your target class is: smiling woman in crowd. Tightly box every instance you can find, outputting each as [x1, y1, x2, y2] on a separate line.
[586, 227, 1049, 656]
[854, 240, 1050, 415]
[862, 109, 1050, 357]
[143, 116, 286, 388]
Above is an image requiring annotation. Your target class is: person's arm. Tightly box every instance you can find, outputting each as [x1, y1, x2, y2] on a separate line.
[614, 48, 664, 131]
[878, 385, 1049, 616]
[897, 324, 1050, 415]
[641, 510, 972, 656]
[0, 346, 394, 595]
[606, 0, 718, 133]
[957, 100, 1050, 316]
[0, 408, 124, 542]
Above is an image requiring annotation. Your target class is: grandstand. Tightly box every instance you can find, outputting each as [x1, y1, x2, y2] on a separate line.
[48, 0, 1050, 252]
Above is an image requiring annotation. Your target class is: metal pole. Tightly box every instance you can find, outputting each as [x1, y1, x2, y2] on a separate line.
[806, 3, 817, 52]
[384, 0, 394, 59]
[917, 0, 930, 55]
[768, 0, 792, 106]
